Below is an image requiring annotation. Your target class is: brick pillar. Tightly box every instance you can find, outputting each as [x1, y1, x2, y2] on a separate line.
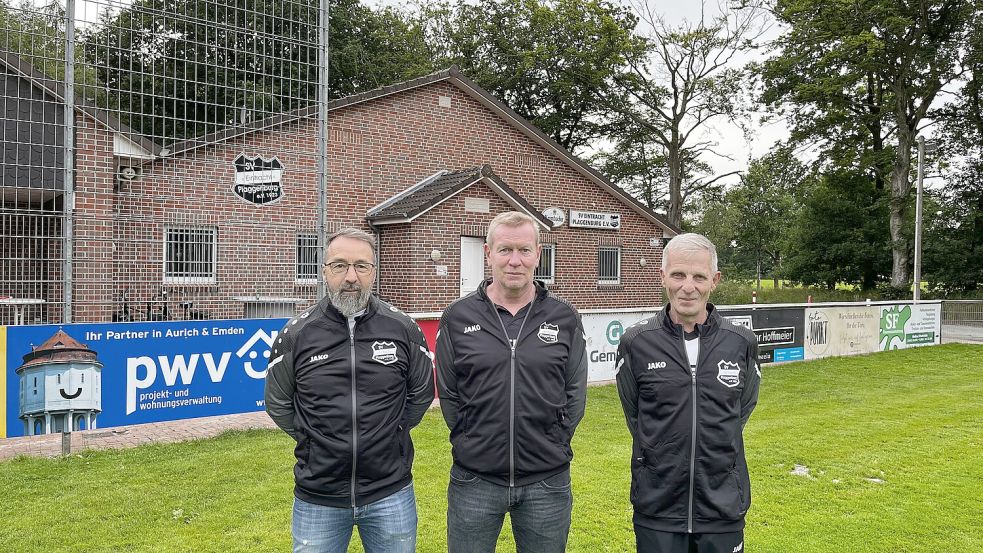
[71, 115, 117, 322]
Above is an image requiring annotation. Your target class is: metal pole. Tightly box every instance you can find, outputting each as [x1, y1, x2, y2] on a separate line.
[316, 0, 330, 301]
[63, 0, 77, 323]
[913, 136, 925, 304]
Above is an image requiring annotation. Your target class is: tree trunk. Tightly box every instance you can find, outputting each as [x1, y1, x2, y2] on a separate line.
[773, 252, 781, 288]
[667, 139, 683, 228]
[756, 257, 762, 291]
[889, 126, 915, 287]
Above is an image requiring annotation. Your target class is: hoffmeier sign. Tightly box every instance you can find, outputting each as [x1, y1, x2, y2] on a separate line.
[569, 210, 621, 229]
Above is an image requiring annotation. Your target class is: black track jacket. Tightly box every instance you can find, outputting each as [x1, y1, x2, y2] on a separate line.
[264, 295, 434, 508]
[616, 303, 760, 533]
[435, 280, 588, 487]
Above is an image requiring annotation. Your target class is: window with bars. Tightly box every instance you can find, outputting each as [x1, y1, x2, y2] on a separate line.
[598, 247, 621, 285]
[297, 233, 319, 282]
[164, 227, 217, 283]
[535, 244, 555, 284]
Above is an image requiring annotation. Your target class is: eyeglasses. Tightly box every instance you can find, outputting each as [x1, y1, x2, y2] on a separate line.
[325, 261, 375, 275]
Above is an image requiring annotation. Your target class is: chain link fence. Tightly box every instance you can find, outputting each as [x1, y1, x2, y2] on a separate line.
[1, 0, 330, 325]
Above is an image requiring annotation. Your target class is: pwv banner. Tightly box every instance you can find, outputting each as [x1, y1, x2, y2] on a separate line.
[1, 319, 286, 438]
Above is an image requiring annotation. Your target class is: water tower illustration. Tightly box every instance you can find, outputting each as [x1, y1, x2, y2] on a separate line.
[16, 329, 103, 436]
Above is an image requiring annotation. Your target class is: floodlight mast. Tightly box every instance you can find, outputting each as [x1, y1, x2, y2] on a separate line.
[912, 136, 938, 303]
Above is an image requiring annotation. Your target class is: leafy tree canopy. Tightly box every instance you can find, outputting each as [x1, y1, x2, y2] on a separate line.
[417, 0, 643, 153]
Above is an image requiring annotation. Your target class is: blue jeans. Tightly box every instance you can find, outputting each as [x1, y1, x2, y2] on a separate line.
[446, 465, 573, 553]
[292, 483, 417, 553]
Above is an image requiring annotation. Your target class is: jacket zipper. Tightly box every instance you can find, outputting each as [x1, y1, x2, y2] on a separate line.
[687, 330, 701, 534]
[491, 294, 535, 488]
[349, 325, 358, 508]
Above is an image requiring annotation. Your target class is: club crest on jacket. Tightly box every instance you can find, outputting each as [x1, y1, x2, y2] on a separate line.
[538, 323, 559, 344]
[372, 341, 399, 365]
[717, 360, 741, 388]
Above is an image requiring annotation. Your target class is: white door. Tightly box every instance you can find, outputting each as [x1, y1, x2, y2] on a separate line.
[460, 236, 485, 296]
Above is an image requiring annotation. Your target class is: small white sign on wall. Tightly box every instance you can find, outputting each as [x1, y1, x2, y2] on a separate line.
[542, 207, 566, 227]
[570, 210, 620, 230]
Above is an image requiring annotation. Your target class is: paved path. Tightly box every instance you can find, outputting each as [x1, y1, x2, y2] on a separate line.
[0, 411, 278, 461]
[942, 324, 983, 344]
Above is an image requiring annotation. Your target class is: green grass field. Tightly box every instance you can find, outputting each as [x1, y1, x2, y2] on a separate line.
[3, 345, 982, 552]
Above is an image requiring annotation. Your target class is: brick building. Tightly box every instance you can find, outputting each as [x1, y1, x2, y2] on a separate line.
[2, 52, 679, 324]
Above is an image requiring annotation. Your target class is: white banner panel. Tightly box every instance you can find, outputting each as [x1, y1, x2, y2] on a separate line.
[804, 306, 879, 360]
[878, 303, 942, 350]
[582, 311, 658, 381]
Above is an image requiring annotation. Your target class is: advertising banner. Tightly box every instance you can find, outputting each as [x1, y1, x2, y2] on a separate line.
[718, 307, 805, 364]
[2, 318, 286, 438]
[1, 327, 6, 438]
[582, 311, 658, 381]
[878, 303, 942, 350]
[803, 306, 879, 360]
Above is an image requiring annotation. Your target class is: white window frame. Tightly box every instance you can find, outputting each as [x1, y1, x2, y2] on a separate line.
[163, 226, 217, 284]
[598, 246, 621, 285]
[535, 243, 555, 284]
[296, 233, 320, 284]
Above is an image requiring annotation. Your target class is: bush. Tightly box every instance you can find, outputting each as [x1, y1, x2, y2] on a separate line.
[875, 283, 913, 301]
[713, 279, 874, 305]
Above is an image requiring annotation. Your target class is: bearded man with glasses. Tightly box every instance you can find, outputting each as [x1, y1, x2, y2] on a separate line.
[265, 228, 434, 553]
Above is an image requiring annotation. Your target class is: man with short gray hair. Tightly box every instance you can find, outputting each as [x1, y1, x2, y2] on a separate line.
[436, 211, 588, 553]
[616, 232, 760, 553]
[266, 227, 434, 553]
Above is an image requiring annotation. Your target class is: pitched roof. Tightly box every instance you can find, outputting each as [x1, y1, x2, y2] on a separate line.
[367, 165, 552, 229]
[16, 328, 102, 373]
[0, 49, 162, 158]
[168, 66, 681, 235]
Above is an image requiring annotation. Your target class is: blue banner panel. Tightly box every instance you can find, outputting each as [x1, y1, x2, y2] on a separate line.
[4, 318, 286, 438]
[718, 306, 805, 364]
[772, 347, 805, 363]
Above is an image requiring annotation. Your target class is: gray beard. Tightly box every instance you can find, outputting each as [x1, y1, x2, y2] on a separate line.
[328, 285, 371, 317]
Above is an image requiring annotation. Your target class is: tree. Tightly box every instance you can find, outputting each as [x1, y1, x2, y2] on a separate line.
[600, 0, 764, 228]
[0, 0, 103, 90]
[590, 127, 719, 213]
[922, 161, 983, 293]
[418, 0, 643, 153]
[326, 2, 433, 98]
[923, 5, 983, 294]
[783, 170, 891, 290]
[760, 0, 974, 288]
[80, 0, 431, 142]
[691, 146, 807, 286]
[727, 147, 806, 289]
[1, 0, 63, 73]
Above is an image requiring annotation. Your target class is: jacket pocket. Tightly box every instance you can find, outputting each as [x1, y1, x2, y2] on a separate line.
[396, 424, 413, 470]
[700, 466, 747, 521]
[547, 409, 573, 457]
[293, 432, 311, 475]
[451, 408, 470, 441]
[634, 445, 687, 518]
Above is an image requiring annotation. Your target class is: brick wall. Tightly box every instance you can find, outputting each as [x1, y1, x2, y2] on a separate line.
[72, 114, 117, 322]
[94, 78, 668, 319]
